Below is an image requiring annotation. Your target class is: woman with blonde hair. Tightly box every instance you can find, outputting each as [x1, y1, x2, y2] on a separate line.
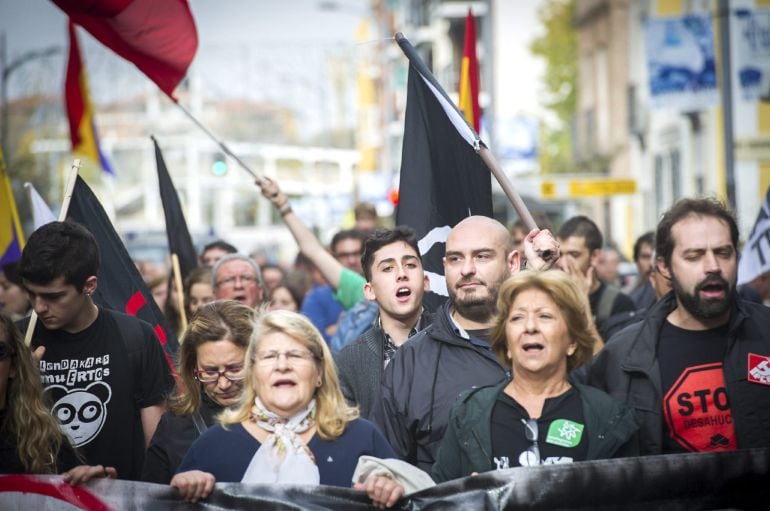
[0, 314, 116, 483]
[431, 270, 639, 482]
[142, 300, 255, 483]
[171, 310, 394, 502]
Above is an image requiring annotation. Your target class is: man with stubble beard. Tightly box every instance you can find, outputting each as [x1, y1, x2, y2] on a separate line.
[580, 198, 770, 455]
[372, 216, 559, 472]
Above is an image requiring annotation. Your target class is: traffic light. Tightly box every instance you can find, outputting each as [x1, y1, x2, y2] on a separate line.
[211, 152, 228, 176]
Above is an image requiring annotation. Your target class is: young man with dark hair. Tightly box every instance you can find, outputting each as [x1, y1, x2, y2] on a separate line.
[19, 221, 173, 480]
[200, 239, 237, 268]
[581, 197, 770, 454]
[630, 231, 656, 309]
[557, 215, 635, 340]
[335, 226, 430, 418]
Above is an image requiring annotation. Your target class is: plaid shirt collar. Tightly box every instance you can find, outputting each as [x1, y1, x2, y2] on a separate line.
[379, 311, 422, 365]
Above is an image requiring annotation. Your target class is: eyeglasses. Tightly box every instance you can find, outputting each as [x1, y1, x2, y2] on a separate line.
[521, 418, 541, 466]
[216, 274, 259, 288]
[194, 367, 246, 383]
[255, 349, 318, 367]
[0, 343, 16, 361]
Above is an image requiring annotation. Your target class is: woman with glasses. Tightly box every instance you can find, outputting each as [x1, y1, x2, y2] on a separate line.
[142, 300, 255, 483]
[170, 310, 395, 503]
[431, 271, 639, 482]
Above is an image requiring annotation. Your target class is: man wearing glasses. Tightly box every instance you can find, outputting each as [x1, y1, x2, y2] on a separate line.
[211, 254, 264, 309]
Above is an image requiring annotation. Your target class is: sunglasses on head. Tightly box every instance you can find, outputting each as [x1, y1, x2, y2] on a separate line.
[0, 342, 16, 361]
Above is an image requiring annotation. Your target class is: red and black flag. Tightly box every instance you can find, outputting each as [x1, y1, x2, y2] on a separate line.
[68, 176, 178, 370]
[154, 137, 198, 280]
[394, 34, 492, 310]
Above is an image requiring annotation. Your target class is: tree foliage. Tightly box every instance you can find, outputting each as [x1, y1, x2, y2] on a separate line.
[530, 0, 576, 174]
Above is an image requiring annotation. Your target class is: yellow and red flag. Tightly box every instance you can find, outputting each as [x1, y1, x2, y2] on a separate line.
[65, 22, 114, 174]
[0, 148, 25, 267]
[53, 0, 197, 99]
[458, 8, 480, 133]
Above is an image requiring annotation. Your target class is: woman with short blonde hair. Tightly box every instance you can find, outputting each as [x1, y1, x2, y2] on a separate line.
[172, 310, 394, 503]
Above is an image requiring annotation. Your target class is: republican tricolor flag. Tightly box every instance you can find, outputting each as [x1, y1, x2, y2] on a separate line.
[458, 8, 481, 133]
[65, 22, 114, 175]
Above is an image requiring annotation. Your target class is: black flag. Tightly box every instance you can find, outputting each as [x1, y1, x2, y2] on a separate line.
[395, 35, 493, 311]
[68, 176, 179, 372]
[154, 136, 198, 280]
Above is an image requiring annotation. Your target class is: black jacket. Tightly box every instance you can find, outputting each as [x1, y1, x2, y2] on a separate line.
[579, 292, 770, 454]
[371, 302, 509, 472]
[335, 310, 432, 419]
[432, 381, 639, 483]
[141, 394, 223, 483]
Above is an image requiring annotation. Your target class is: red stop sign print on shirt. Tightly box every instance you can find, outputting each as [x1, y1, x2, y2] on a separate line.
[663, 362, 737, 452]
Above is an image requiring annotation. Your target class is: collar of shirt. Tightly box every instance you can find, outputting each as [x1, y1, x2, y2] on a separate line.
[379, 311, 422, 365]
[447, 306, 492, 350]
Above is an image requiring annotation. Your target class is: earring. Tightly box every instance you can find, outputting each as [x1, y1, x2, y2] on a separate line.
[316, 379, 322, 387]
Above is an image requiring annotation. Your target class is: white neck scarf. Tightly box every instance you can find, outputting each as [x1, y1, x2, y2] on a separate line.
[241, 397, 320, 485]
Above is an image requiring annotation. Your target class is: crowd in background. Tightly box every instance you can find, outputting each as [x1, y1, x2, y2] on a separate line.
[1, 180, 769, 507]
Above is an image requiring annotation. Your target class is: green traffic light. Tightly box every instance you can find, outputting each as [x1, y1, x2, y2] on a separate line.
[212, 159, 228, 176]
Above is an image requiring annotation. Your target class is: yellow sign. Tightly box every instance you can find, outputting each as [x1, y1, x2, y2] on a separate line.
[541, 178, 637, 199]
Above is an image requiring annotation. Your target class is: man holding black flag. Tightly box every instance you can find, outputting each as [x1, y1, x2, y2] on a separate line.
[20, 221, 173, 480]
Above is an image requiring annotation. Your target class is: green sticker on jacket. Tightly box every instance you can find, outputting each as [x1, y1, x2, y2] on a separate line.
[545, 419, 584, 448]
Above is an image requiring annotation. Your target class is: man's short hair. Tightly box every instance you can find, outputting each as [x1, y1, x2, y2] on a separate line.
[557, 215, 603, 252]
[201, 239, 237, 257]
[20, 221, 99, 289]
[211, 253, 263, 291]
[656, 197, 739, 267]
[633, 231, 655, 262]
[354, 201, 377, 221]
[330, 229, 365, 254]
[361, 226, 421, 281]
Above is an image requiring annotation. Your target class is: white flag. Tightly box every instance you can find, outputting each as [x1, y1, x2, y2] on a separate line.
[24, 182, 57, 230]
[738, 184, 770, 286]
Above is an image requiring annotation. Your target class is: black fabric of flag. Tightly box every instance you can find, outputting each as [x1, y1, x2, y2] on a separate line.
[395, 42, 493, 311]
[154, 137, 198, 280]
[68, 176, 179, 371]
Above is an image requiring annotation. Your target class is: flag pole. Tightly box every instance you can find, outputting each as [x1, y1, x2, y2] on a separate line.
[394, 32, 539, 232]
[171, 253, 187, 333]
[25, 158, 81, 347]
[173, 101, 263, 183]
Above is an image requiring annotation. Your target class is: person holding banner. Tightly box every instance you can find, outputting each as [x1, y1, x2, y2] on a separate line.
[431, 271, 638, 482]
[171, 310, 395, 503]
[19, 221, 174, 481]
[0, 313, 119, 484]
[142, 300, 255, 484]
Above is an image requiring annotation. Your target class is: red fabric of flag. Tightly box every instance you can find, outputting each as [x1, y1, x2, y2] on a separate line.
[53, 0, 198, 99]
[65, 21, 86, 149]
[458, 8, 480, 133]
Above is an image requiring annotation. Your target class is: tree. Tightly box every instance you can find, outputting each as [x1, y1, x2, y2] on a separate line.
[530, 0, 576, 174]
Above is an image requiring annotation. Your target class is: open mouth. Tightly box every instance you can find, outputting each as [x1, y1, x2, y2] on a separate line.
[273, 379, 296, 388]
[522, 342, 544, 352]
[396, 287, 411, 300]
[699, 281, 726, 299]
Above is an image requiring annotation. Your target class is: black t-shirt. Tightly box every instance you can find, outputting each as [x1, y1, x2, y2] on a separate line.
[0, 410, 81, 474]
[490, 386, 588, 468]
[29, 308, 173, 480]
[657, 320, 736, 453]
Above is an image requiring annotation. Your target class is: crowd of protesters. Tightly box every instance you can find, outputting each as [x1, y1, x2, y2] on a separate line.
[1, 177, 769, 507]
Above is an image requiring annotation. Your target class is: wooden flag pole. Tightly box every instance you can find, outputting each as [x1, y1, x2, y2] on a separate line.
[25, 159, 81, 347]
[171, 253, 187, 334]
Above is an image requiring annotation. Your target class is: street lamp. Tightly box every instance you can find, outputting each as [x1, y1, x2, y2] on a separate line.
[0, 33, 63, 159]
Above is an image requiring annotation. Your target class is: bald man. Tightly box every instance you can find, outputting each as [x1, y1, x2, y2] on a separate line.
[372, 216, 559, 471]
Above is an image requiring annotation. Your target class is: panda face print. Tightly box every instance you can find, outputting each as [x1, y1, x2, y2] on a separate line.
[46, 381, 112, 447]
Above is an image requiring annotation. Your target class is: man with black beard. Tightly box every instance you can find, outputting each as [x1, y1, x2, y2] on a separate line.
[372, 216, 559, 471]
[580, 198, 770, 455]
